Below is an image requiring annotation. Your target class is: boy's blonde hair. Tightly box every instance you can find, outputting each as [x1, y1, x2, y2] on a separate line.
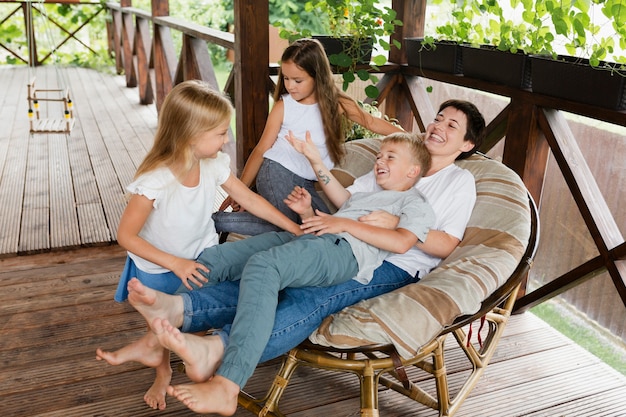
[382, 132, 431, 181]
[135, 80, 233, 179]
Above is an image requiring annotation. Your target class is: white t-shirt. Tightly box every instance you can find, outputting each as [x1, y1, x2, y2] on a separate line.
[263, 94, 334, 180]
[347, 163, 476, 278]
[127, 152, 231, 273]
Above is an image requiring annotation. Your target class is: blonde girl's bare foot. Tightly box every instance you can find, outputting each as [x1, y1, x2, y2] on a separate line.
[152, 317, 224, 383]
[127, 278, 184, 328]
[167, 375, 239, 416]
[143, 352, 172, 410]
[95, 332, 164, 368]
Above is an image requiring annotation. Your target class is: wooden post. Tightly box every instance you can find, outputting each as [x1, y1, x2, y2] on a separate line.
[233, 0, 269, 175]
[23, 2, 38, 66]
[387, 0, 427, 132]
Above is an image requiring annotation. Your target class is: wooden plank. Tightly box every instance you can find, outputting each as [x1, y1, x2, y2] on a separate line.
[49, 133, 81, 248]
[0, 67, 29, 255]
[63, 69, 112, 245]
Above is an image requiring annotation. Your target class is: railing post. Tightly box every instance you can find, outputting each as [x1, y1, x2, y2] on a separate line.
[151, 0, 175, 109]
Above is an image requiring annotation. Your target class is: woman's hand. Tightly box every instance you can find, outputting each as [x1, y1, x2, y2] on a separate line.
[358, 210, 400, 230]
[170, 257, 209, 291]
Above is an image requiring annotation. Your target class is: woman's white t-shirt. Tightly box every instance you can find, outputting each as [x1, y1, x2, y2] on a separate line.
[347, 163, 476, 278]
[127, 152, 231, 273]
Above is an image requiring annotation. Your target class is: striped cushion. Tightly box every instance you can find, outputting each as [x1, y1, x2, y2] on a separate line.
[310, 153, 532, 358]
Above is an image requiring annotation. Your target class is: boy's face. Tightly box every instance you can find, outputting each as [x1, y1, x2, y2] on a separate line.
[374, 141, 420, 191]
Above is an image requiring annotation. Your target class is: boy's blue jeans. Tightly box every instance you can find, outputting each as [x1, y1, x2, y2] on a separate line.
[180, 256, 418, 381]
[212, 158, 330, 236]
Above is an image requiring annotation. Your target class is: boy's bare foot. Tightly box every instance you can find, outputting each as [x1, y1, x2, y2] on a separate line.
[96, 332, 164, 368]
[167, 375, 239, 416]
[143, 354, 173, 410]
[152, 317, 224, 383]
[127, 278, 184, 328]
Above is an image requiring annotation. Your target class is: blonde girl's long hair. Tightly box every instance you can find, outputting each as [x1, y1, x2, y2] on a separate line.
[274, 38, 355, 165]
[134, 80, 233, 179]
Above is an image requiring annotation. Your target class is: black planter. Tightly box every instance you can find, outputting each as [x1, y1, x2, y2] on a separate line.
[313, 35, 373, 65]
[405, 37, 462, 74]
[461, 45, 531, 88]
[530, 54, 626, 110]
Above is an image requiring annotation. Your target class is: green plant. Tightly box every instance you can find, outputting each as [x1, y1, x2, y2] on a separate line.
[428, 0, 626, 68]
[275, 0, 403, 98]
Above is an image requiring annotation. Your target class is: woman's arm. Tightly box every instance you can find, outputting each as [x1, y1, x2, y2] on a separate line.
[301, 212, 418, 253]
[117, 195, 209, 289]
[341, 97, 404, 136]
[359, 211, 460, 259]
[222, 173, 303, 236]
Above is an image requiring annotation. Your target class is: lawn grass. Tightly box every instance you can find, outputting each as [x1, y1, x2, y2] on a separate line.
[531, 299, 626, 376]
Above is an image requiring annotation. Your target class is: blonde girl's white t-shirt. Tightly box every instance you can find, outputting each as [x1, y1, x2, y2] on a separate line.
[127, 152, 231, 274]
[347, 163, 476, 278]
[263, 93, 334, 180]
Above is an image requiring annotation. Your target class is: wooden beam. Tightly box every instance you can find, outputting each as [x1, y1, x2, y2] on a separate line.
[233, 0, 269, 175]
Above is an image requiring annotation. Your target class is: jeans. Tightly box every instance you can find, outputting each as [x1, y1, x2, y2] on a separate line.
[212, 159, 330, 236]
[192, 231, 359, 387]
[180, 260, 418, 365]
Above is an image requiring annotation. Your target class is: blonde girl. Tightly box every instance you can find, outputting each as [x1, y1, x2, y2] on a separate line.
[99, 80, 300, 411]
[214, 38, 403, 236]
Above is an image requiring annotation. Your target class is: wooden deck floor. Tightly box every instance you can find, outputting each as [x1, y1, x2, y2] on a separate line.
[0, 65, 158, 256]
[2, 245, 626, 417]
[2, 65, 626, 416]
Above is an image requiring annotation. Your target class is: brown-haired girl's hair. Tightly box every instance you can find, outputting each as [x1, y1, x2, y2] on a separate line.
[274, 38, 357, 165]
[135, 80, 233, 179]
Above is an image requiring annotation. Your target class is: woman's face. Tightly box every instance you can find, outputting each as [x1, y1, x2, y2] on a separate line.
[424, 106, 474, 158]
[280, 60, 316, 104]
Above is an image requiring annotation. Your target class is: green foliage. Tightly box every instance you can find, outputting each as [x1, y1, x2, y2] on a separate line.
[428, 0, 626, 68]
[532, 301, 626, 376]
[274, 0, 403, 99]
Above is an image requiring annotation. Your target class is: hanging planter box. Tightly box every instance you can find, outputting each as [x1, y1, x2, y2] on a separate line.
[461, 45, 531, 88]
[313, 35, 373, 65]
[530, 55, 626, 110]
[405, 37, 463, 74]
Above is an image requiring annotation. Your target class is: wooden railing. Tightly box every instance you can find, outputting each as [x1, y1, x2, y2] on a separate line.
[103, 0, 625, 343]
[0, 0, 105, 66]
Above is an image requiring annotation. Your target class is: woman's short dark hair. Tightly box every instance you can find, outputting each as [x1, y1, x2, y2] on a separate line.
[438, 99, 486, 160]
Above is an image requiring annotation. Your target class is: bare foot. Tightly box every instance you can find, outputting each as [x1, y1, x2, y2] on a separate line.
[152, 317, 224, 383]
[167, 375, 239, 416]
[127, 278, 184, 328]
[96, 332, 164, 368]
[143, 353, 173, 410]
